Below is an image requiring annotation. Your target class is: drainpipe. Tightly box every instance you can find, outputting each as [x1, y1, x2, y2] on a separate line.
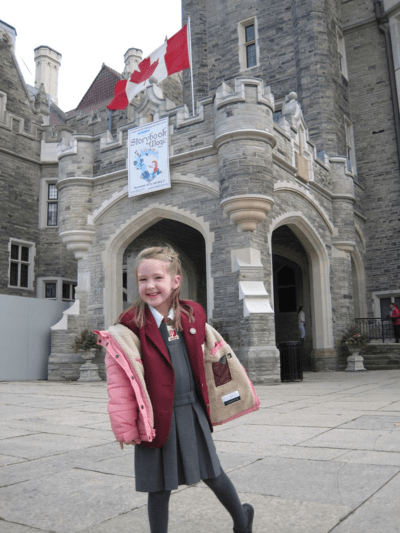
[373, 0, 400, 167]
[108, 109, 112, 132]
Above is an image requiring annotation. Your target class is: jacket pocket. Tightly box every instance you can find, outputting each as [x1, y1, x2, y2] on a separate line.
[212, 354, 232, 387]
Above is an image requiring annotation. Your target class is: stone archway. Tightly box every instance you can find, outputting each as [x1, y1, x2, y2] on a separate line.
[122, 219, 206, 310]
[269, 213, 334, 369]
[102, 204, 215, 327]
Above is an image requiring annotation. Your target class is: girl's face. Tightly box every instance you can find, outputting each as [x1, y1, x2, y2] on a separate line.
[137, 259, 181, 316]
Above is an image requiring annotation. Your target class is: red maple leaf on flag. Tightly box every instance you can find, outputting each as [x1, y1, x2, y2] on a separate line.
[130, 57, 159, 85]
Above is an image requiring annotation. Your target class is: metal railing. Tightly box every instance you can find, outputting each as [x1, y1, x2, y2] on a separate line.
[355, 318, 395, 343]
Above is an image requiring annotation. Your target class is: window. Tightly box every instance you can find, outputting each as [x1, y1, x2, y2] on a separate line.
[62, 282, 76, 301]
[380, 296, 400, 318]
[47, 183, 58, 226]
[245, 24, 256, 68]
[39, 179, 58, 228]
[344, 116, 357, 175]
[45, 282, 57, 298]
[238, 17, 258, 71]
[9, 240, 35, 289]
[37, 277, 76, 301]
[273, 110, 282, 124]
[337, 27, 348, 80]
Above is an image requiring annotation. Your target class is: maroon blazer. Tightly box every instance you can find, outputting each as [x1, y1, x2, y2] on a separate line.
[118, 300, 212, 448]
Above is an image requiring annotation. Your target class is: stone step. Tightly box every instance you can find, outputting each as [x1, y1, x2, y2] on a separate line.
[364, 364, 400, 370]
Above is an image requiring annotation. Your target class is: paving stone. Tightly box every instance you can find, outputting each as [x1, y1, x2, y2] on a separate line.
[333, 450, 400, 467]
[330, 472, 400, 533]
[242, 409, 358, 428]
[227, 456, 400, 507]
[4, 420, 113, 440]
[16, 409, 110, 427]
[0, 433, 110, 461]
[0, 455, 27, 467]
[215, 440, 347, 461]
[213, 424, 327, 446]
[0, 469, 146, 533]
[303, 428, 400, 452]
[80, 487, 350, 533]
[0, 427, 37, 440]
[338, 415, 400, 431]
[0, 522, 41, 533]
[378, 401, 400, 411]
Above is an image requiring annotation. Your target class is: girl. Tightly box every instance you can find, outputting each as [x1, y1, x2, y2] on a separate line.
[100, 246, 255, 533]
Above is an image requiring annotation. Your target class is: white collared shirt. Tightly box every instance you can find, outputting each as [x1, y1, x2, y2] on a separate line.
[148, 305, 174, 328]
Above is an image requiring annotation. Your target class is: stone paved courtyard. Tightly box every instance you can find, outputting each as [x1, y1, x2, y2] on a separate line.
[1, 371, 400, 532]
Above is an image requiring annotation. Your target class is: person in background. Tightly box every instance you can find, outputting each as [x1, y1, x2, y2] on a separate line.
[390, 302, 400, 343]
[298, 306, 306, 343]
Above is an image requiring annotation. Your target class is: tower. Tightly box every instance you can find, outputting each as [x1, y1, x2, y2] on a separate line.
[34, 45, 62, 104]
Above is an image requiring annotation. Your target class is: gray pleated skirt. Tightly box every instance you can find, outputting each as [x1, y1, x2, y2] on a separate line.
[135, 324, 221, 492]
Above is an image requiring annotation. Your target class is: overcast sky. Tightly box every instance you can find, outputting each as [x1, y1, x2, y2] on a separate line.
[2, 0, 182, 111]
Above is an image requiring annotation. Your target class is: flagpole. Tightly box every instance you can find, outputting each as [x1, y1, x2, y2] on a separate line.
[188, 17, 195, 116]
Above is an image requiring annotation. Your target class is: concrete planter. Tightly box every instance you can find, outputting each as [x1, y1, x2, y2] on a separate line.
[345, 347, 367, 372]
[77, 348, 102, 382]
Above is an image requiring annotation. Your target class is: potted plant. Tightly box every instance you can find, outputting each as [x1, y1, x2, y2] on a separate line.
[73, 329, 101, 381]
[340, 325, 369, 372]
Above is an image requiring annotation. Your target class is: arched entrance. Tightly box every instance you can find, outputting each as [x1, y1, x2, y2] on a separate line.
[102, 205, 214, 327]
[122, 219, 207, 311]
[272, 226, 312, 369]
[269, 213, 334, 370]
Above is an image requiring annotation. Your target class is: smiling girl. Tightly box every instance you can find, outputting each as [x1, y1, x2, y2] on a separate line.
[101, 246, 255, 533]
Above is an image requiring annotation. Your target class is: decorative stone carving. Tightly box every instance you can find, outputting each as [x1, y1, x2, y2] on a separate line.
[59, 229, 96, 260]
[239, 281, 274, 316]
[282, 91, 302, 124]
[221, 194, 274, 231]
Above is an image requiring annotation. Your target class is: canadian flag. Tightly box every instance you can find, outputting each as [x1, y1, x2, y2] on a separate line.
[108, 25, 190, 111]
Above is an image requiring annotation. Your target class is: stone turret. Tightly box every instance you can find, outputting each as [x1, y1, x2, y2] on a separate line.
[34, 45, 62, 104]
[123, 47, 143, 78]
[215, 78, 276, 232]
[57, 134, 95, 260]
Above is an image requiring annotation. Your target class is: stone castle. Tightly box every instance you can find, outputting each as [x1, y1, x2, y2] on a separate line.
[1, 0, 399, 382]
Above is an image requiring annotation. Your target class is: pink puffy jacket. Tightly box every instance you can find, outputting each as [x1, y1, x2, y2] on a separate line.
[96, 322, 260, 446]
[96, 325, 156, 444]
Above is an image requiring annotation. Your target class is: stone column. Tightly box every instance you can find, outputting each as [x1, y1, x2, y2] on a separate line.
[329, 156, 356, 365]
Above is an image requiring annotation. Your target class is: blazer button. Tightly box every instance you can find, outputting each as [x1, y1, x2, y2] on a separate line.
[131, 376, 135, 380]
[115, 354, 119, 358]
[140, 405, 144, 409]
[106, 342, 109, 346]
[190, 328, 196, 334]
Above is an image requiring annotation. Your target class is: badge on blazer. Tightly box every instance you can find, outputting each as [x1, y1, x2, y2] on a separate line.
[166, 325, 179, 341]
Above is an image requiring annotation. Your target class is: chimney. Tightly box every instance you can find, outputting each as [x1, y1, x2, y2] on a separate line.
[34, 45, 62, 105]
[123, 48, 143, 78]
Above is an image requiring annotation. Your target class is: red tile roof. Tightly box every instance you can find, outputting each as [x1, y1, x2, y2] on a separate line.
[72, 64, 122, 114]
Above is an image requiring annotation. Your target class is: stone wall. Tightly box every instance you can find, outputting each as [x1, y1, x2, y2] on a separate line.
[0, 40, 41, 296]
[342, 0, 400, 313]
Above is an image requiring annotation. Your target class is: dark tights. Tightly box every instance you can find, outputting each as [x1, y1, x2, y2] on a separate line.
[147, 469, 247, 533]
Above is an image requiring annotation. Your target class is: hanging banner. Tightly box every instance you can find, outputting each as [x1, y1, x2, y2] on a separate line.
[128, 117, 170, 197]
